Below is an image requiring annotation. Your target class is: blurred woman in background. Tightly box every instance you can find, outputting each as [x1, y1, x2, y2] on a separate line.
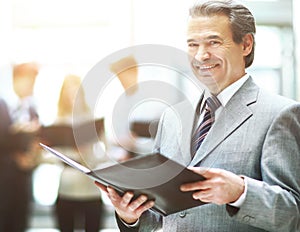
[54, 74, 105, 232]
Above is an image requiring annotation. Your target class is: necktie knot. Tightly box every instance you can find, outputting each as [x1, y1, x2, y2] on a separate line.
[205, 96, 221, 113]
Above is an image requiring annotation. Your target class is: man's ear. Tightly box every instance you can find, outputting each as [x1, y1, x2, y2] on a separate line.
[242, 33, 253, 56]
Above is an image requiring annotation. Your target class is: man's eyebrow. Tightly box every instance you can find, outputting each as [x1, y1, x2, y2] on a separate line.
[207, 35, 222, 40]
[187, 35, 223, 43]
[187, 39, 196, 43]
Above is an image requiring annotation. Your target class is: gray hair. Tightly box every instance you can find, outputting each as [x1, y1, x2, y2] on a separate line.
[189, 0, 256, 68]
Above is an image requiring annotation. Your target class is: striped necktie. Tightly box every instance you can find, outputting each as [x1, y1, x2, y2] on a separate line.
[191, 96, 221, 156]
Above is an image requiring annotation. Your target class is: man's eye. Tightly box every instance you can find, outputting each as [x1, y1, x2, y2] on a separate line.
[210, 41, 221, 46]
[188, 43, 198, 48]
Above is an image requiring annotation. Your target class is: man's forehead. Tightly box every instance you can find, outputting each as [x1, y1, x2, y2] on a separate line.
[187, 14, 230, 29]
[187, 15, 232, 39]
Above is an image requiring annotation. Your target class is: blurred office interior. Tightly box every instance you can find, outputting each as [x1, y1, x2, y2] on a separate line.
[0, 0, 299, 231]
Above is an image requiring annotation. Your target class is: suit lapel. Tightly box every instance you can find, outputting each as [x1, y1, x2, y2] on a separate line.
[176, 99, 200, 165]
[190, 77, 259, 166]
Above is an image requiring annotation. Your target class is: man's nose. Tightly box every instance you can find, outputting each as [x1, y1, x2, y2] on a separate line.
[194, 46, 210, 61]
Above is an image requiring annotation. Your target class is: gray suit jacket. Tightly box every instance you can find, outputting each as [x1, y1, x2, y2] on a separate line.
[117, 77, 300, 232]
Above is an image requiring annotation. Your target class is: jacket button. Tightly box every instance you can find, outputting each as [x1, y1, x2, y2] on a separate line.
[243, 215, 255, 223]
[179, 211, 186, 218]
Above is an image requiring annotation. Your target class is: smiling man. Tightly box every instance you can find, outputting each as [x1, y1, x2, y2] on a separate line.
[187, 13, 252, 94]
[96, 1, 300, 231]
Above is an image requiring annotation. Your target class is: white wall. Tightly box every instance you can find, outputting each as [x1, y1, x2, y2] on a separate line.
[294, 0, 300, 101]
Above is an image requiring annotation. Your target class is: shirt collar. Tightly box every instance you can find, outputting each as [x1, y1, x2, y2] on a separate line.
[217, 73, 250, 107]
[193, 73, 250, 114]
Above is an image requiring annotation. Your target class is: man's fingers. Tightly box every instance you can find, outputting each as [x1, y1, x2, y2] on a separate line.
[135, 200, 155, 215]
[120, 192, 134, 208]
[180, 180, 208, 192]
[192, 189, 212, 200]
[128, 195, 148, 211]
[94, 181, 108, 193]
[107, 186, 123, 203]
[94, 183, 155, 216]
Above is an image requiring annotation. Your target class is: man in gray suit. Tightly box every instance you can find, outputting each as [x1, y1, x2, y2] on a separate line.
[96, 0, 300, 231]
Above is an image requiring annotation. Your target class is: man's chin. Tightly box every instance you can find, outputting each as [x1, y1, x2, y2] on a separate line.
[197, 77, 221, 93]
[197, 75, 217, 85]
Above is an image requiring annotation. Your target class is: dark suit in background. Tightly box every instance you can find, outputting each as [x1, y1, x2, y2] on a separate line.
[0, 98, 29, 231]
[0, 62, 40, 232]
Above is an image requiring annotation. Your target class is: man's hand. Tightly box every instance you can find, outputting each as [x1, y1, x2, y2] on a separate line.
[180, 167, 245, 205]
[95, 182, 155, 224]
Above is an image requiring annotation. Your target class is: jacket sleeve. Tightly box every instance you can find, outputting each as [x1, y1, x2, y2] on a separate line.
[230, 103, 300, 232]
[115, 212, 139, 232]
[116, 210, 162, 232]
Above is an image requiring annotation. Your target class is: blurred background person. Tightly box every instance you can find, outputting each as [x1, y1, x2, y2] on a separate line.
[53, 74, 105, 232]
[108, 55, 160, 160]
[0, 97, 25, 232]
[107, 56, 140, 161]
[0, 62, 41, 232]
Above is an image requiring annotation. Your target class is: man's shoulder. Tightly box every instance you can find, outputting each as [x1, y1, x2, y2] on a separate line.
[258, 88, 298, 108]
[242, 77, 297, 108]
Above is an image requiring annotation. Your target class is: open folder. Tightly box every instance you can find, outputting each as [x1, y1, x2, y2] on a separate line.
[40, 143, 206, 216]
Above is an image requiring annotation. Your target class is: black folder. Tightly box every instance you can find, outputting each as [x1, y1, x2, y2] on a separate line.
[40, 143, 206, 216]
[39, 118, 104, 147]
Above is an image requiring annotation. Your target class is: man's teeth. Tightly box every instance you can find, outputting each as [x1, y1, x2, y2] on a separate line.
[199, 64, 216, 70]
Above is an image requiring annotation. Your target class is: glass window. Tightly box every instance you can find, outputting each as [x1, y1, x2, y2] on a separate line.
[248, 26, 295, 98]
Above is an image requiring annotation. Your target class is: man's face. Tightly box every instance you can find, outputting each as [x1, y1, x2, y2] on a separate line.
[187, 14, 249, 94]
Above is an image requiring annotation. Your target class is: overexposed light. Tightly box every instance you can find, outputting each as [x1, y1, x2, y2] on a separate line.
[33, 164, 62, 206]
